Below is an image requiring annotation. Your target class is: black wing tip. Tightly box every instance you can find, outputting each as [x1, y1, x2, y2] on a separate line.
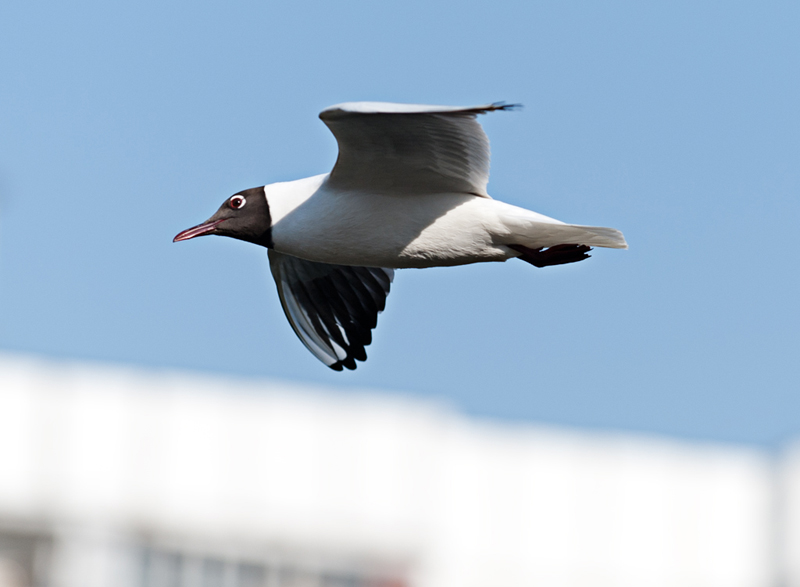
[447, 102, 522, 117]
[328, 356, 360, 371]
[485, 101, 523, 112]
[326, 343, 369, 371]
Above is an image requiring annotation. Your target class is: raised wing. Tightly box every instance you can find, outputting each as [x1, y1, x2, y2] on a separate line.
[268, 250, 394, 371]
[319, 101, 518, 196]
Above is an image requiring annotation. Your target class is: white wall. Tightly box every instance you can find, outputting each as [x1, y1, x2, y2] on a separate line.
[0, 355, 779, 587]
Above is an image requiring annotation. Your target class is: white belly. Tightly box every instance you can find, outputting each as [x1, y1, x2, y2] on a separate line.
[267, 177, 515, 268]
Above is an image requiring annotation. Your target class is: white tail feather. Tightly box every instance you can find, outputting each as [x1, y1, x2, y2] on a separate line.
[503, 215, 628, 250]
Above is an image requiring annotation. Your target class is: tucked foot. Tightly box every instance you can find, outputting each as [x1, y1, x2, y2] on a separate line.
[509, 244, 592, 268]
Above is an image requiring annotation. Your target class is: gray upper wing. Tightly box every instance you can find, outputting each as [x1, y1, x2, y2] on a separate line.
[319, 102, 517, 196]
[268, 250, 394, 371]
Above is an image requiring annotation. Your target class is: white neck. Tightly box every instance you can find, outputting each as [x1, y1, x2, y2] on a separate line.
[264, 173, 329, 225]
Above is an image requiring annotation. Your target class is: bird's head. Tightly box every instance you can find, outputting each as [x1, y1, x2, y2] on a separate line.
[173, 187, 273, 247]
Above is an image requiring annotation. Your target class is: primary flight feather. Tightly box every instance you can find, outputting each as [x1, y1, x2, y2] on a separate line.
[174, 102, 627, 371]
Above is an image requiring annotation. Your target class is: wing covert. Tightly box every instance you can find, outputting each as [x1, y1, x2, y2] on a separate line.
[268, 250, 394, 371]
[319, 102, 517, 196]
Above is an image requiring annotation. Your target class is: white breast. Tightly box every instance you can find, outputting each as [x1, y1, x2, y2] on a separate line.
[267, 175, 515, 268]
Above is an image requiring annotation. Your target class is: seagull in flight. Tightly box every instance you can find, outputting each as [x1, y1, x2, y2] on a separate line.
[174, 102, 627, 371]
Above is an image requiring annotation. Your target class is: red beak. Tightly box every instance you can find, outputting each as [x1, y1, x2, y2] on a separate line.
[173, 219, 225, 242]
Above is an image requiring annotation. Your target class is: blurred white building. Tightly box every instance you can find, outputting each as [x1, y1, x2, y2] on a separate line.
[0, 354, 794, 587]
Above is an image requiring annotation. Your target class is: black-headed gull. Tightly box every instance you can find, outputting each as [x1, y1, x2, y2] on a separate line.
[175, 102, 627, 370]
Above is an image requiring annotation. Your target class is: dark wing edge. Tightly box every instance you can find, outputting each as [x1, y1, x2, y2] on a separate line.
[319, 101, 521, 120]
[268, 250, 394, 371]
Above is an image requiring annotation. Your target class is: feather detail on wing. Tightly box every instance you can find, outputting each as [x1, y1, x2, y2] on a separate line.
[319, 102, 518, 196]
[268, 250, 394, 371]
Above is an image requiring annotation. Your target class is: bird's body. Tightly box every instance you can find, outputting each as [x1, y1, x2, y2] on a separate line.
[268, 173, 624, 269]
[175, 101, 627, 370]
[268, 174, 515, 268]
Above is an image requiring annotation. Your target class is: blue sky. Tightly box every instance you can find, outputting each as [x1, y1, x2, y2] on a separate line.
[1, 1, 798, 447]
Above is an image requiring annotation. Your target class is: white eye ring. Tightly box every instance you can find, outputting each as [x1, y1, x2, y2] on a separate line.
[229, 195, 246, 209]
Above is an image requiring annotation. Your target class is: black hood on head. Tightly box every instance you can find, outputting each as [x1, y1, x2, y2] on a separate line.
[174, 186, 273, 248]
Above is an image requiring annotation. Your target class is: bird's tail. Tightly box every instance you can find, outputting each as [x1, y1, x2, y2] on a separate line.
[501, 212, 628, 251]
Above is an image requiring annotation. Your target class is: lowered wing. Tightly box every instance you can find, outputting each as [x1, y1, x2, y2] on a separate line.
[319, 101, 517, 196]
[268, 250, 394, 371]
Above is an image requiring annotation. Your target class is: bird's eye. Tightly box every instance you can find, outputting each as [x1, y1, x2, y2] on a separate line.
[229, 195, 246, 209]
